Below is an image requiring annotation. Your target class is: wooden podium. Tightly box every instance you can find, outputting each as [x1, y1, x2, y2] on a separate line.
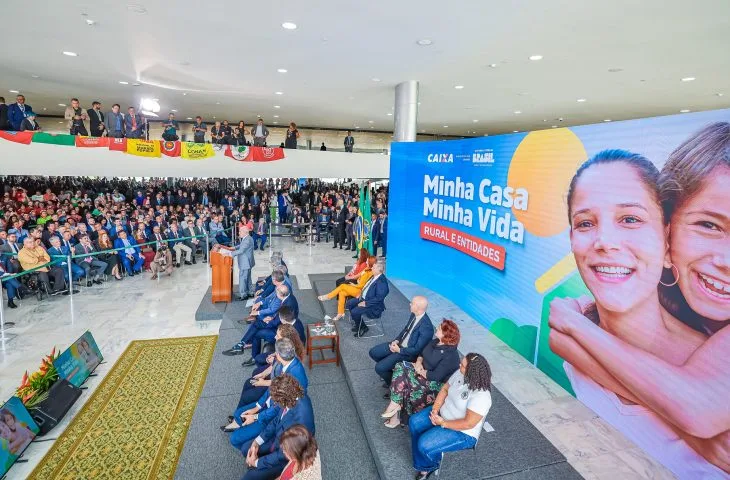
[211, 252, 233, 303]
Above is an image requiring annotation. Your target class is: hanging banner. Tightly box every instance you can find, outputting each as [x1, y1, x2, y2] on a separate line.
[181, 142, 214, 160]
[160, 140, 181, 157]
[108, 137, 127, 152]
[250, 146, 285, 162]
[224, 145, 250, 161]
[0, 131, 34, 145]
[126, 139, 161, 157]
[75, 136, 110, 148]
[31, 132, 75, 146]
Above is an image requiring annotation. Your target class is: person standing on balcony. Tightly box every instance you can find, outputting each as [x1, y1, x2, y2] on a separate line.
[285, 122, 300, 149]
[252, 118, 270, 146]
[162, 113, 180, 141]
[125, 107, 145, 139]
[104, 104, 125, 138]
[344, 130, 355, 152]
[87, 101, 106, 137]
[65, 98, 89, 136]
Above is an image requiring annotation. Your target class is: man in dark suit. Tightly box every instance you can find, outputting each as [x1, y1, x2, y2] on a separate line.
[182, 221, 202, 262]
[124, 107, 145, 139]
[369, 296, 433, 388]
[332, 201, 347, 249]
[150, 225, 168, 253]
[241, 374, 315, 480]
[373, 209, 388, 257]
[7, 94, 31, 131]
[0, 97, 10, 130]
[87, 101, 106, 137]
[346, 262, 389, 337]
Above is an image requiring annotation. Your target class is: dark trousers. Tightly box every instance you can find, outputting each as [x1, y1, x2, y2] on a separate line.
[70, 124, 88, 136]
[369, 343, 408, 385]
[346, 297, 380, 330]
[239, 439, 285, 480]
[38, 267, 65, 292]
[237, 365, 269, 409]
[334, 226, 345, 247]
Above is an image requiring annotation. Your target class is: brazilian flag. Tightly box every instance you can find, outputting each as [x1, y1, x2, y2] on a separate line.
[354, 183, 372, 253]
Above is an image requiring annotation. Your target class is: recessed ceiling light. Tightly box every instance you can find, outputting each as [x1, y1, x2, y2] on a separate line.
[215, 102, 220, 105]
[551, 125, 558, 128]
[119, 81, 128, 85]
[416, 39, 432, 46]
[275, 91, 283, 95]
[282, 22, 297, 30]
[371, 78, 381, 82]
[274, 105, 281, 109]
[182, 92, 187, 95]
[513, 130, 520, 133]
[576, 98, 587, 102]
[273, 121, 278, 124]
[85, 19, 96, 25]
[514, 110, 521, 114]
[488, 63, 498, 68]
[472, 119, 479, 123]
[387, 113, 393, 116]
[716, 93, 725, 97]
[454, 85, 464, 90]
[132, 82, 141, 86]
[171, 109, 177, 112]
[62, 51, 78, 57]
[604, 119, 612, 122]
[213, 116, 216, 119]
[483, 134, 489, 136]
[277, 68, 288, 73]
[179, 61, 191, 66]
[42, 108, 46, 111]
[680, 77, 696, 82]
[186, 117, 192, 120]
[608, 68, 623, 73]
[31, 75, 39, 78]
[58, 103, 66, 107]
[273, 115, 279, 118]
[370, 126, 374, 129]
[443, 125, 448, 128]
[680, 109, 691, 113]
[8, 90, 19, 93]
[368, 120, 374, 124]
[529, 55, 543, 61]
[355, 126, 360, 129]
[58, 121, 63, 124]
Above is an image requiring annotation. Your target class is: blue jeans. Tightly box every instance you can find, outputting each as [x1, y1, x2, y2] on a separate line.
[409, 406, 477, 472]
[2, 277, 21, 301]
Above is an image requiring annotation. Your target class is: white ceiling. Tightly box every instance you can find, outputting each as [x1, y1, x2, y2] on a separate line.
[2, 1, 728, 136]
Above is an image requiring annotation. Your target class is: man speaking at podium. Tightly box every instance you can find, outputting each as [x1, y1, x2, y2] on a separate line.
[232, 226, 255, 301]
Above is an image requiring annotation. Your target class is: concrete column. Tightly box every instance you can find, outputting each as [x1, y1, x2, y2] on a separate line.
[394, 81, 419, 142]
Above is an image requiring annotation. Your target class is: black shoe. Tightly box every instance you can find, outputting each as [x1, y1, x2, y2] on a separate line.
[192, 257, 197, 264]
[93, 279, 103, 285]
[382, 382, 390, 389]
[354, 325, 369, 337]
[332, 245, 338, 249]
[175, 263, 181, 268]
[351, 325, 359, 332]
[86, 281, 93, 287]
[227, 415, 234, 423]
[415, 471, 436, 480]
[185, 261, 192, 266]
[241, 358, 256, 367]
[220, 425, 237, 433]
[8, 299, 17, 309]
[383, 393, 390, 399]
[222, 346, 246, 356]
[128, 272, 135, 277]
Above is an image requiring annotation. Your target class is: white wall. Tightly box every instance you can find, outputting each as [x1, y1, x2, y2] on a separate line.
[0, 140, 390, 178]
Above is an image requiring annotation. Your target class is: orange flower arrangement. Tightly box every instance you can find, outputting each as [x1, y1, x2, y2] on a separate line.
[16, 347, 60, 409]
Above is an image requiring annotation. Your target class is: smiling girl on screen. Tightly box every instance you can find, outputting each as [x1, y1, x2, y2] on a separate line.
[0, 410, 33, 455]
[550, 144, 730, 478]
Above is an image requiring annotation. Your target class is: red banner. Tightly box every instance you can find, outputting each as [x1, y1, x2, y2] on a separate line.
[224, 145, 285, 162]
[108, 138, 127, 152]
[420, 221, 506, 270]
[0, 131, 34, 145]
[75, 136, 110, 148]
[160, 140, 181, 157]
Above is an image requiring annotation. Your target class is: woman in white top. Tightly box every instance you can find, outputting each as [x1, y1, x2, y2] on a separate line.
[408, 353, 492, 480]
[549, 147, 729, 478]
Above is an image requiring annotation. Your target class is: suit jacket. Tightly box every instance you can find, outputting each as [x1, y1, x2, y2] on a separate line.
[372, 218, 382, 243]
[256, 358, 309, 409]
[257, 395, 315, 471]
[344, 135, 355, 147]
[73, 243, 96, 266]
[267, 294, 298, 329]
[336, 207, 347, 229]
[19, 118, 41, 131]
[104, 111, 125, 134]
[252, 124, 270, 139]
[124, 113, 145, 136]
[232, 234, 255, 269]
[114, 237, 140, 257]
[183, 226, 202, 249]
[151, 231, 168, 252]
[166, 229, 183, 246]
[87, 108, 105, 135]
[395, 313, 434, 359]
[359, 274, 389, 317]
[8, 103, 32, 130]
[0, 104, 9, 130]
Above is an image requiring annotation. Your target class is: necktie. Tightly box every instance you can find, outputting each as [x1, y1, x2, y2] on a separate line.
[400, 315, 417, 343]
[19, 104, 24, 113]
[131, 115, 137, 130]
[115, 115, 121, 131]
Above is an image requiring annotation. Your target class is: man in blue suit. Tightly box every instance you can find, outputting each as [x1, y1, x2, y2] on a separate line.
[369, 296, 433, 388]
[242, 374, 315, 480]
[251, 306, 306, 367]
[224, 339, 309, 445]
[124, 107, 145, 138]
[114, 231, 144, 276]
[242, 305, 305, 367]
[7, 94, 31, 131]
[346, 262, 389, 337]
[47, 237, 86, 285]
[249, 269, 290, 316]
[372, 209, 388, 258]
[224, 284, 295, 357]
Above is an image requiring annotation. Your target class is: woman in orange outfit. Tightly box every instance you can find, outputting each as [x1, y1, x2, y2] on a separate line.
[318, 256, 377, 321]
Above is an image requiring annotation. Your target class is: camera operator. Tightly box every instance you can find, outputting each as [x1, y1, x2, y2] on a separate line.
[65, 98, 88, 136]
[150, 241, 173, 280]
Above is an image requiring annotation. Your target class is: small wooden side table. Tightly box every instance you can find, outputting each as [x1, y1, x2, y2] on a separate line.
[307, 323, 340, 369]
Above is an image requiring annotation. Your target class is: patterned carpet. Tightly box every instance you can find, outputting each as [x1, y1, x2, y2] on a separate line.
[28, 336, 217, 480]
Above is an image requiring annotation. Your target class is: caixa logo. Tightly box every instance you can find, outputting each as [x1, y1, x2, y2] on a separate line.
[427, 153, 453, 163]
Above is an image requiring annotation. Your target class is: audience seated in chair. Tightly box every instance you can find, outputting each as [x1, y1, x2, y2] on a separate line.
[335, 247, 369, 286]
[237, 324, 306, 410]
[345, 262, 389, 337]
[47, 236, 86, 285]
[409, 353, 493, 480]
[368, 295, 432, 387]
[222, 284, 296, 358]
[241, 374, 315, 480]
[222, 338, 309, 452]
[318, 256, 376, 321]
[250, 269, 291, 315]
[70, 235, 108, 285]
[279, 424, 321, 480]
[381, 319, 461, 428]
[240, 304, 304, 367]
[17, 237, 66, 295]
[113, 231, 144, 276]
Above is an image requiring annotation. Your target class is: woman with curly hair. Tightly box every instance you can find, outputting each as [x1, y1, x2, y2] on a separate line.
[279, 424, 321, 480]
[317, 256, 376, 321]
[381, 320, 461, 428]
[409, 353, 493, 479]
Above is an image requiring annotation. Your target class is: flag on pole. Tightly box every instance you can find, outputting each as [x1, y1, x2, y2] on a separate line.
[354, 183, 372, 253]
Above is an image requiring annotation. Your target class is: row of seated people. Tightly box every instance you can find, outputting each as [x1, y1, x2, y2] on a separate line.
[367, 295, 494, 479]
[217, 258, 319, 480]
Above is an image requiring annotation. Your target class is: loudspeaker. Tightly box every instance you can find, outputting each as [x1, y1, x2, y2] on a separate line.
[31, 379, 83, 436]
